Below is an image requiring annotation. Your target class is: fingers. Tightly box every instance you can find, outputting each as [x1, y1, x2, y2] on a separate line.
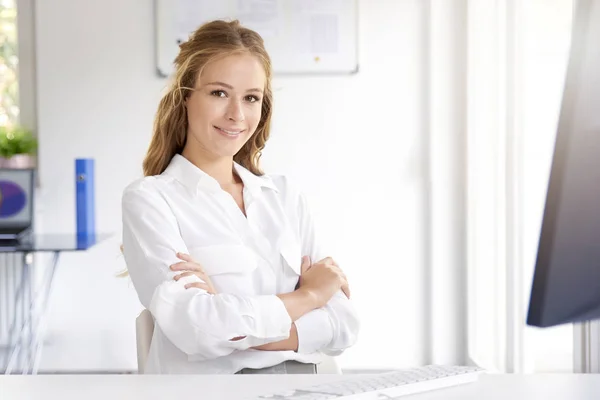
[174, 271, 195, 281]
[316, 261, 350, 296]
[184, 281, 208, 290]
[301, 256, 311, 274]
[176, 252, 192, 261]
[336, 269, 350, 298]
[315, 257, 340, 268]
[184, 281, 213, 293]
[317, 257, 336, 266]
[326, 262, 345, 279]
[341, 286, 351, 299]
[341, 282, 351, 299]
[170, 261, 204, 272]
[312, 259, 346, 281]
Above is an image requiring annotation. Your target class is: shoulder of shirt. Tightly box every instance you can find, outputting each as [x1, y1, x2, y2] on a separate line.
[122, 175, 175, 199]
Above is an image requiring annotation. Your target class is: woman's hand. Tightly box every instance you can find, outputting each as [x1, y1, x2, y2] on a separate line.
[170, 252, 217, 294]
[297, 256, 351, 300]
[296, 256, 349, 308]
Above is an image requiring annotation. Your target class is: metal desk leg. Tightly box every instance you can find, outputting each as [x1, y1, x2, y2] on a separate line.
[0, 253, 21, 372]
[1, 251, 60, 374]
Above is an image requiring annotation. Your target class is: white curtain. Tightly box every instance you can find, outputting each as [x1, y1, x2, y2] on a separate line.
[425, 0, 574, 373]
[465, 0, 574, 373]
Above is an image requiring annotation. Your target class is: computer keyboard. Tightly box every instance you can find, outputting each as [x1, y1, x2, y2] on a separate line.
[256, 365, 484, 399]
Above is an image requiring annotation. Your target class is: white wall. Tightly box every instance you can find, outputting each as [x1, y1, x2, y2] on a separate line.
[33, 0, 435, 372]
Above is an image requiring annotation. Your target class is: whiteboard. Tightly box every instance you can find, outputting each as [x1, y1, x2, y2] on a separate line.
[154, 0, 359, 77]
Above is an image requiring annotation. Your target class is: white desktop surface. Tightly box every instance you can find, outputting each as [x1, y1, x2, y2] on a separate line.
[1, 373, 599, 400]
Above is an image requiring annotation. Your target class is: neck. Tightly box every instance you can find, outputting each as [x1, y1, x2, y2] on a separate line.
[181, 147, 239, 187]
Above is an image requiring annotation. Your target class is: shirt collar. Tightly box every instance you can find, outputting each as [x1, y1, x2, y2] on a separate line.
[163, 154, 278, 195]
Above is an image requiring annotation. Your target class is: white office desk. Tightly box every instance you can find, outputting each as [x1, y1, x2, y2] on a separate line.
[1, 373, 599, 400]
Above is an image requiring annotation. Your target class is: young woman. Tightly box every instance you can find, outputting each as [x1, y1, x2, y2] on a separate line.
[122, 20, 359, 374]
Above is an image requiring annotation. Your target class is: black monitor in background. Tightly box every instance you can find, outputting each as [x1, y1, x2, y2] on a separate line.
[527, 0, 600, 328]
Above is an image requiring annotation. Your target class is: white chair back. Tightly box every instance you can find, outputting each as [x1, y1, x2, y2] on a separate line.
[135, 309, 154, 373]
[318, 353, 342, 374]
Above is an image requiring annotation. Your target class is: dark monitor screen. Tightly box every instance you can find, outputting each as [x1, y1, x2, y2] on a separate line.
[0, 168, 34, 229]
[527, 0, 600, 328]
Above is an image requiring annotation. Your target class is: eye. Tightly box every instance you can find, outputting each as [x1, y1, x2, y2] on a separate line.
[245, 95, 261, 103]
[210, 90, 227, 98]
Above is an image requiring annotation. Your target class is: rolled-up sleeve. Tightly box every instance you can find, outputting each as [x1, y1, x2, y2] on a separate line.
[294, 189, 360, 356]
[294, 309, 333, 354]
[122, 180, 292, 361]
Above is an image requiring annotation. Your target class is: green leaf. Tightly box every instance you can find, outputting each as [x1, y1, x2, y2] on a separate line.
[0, 126, 37, 158]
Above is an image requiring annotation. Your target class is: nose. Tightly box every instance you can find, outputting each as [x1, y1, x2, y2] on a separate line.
[226, 99, 245, 122]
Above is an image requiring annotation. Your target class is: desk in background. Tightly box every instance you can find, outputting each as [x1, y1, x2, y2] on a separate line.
[0, 374, 599, 400]
[0, 233, 112, 375]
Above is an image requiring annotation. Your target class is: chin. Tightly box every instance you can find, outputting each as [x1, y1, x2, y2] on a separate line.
[216, 138, 252, 156]
[213, 145, 246, 158]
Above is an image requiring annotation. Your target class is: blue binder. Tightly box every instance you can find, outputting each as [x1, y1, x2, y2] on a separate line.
[76, 159, 95, 237]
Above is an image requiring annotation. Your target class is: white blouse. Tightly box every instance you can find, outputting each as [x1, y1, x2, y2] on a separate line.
[122, 154, 360, 374]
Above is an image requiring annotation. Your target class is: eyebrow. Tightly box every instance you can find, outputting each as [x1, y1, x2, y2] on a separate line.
[206, 81, 263, 94]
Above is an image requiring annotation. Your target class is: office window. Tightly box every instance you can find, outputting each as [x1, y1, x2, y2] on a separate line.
[0, 0, 18, 127]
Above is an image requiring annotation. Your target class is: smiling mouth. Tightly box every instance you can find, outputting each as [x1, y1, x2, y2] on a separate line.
[214, 126, 245, 136]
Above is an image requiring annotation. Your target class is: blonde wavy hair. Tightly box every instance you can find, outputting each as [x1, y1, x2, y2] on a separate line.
[118, 20, 273, 277]
[143, 19, 274, 177]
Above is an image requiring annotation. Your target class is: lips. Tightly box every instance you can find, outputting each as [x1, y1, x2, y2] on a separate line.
[214, 126, 245, 136]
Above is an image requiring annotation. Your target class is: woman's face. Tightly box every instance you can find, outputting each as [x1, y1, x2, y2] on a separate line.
[184, 53, 266, 159]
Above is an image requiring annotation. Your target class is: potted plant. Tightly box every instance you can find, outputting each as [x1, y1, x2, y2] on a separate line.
[0, 125, 37, 168]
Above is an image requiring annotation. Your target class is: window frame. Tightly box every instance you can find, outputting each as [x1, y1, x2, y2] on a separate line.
[16, 0, 37, 132]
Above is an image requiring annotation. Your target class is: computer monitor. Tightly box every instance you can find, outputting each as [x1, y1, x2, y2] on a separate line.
[527, 0, 600, 328]
[0, 168, 34, 240]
